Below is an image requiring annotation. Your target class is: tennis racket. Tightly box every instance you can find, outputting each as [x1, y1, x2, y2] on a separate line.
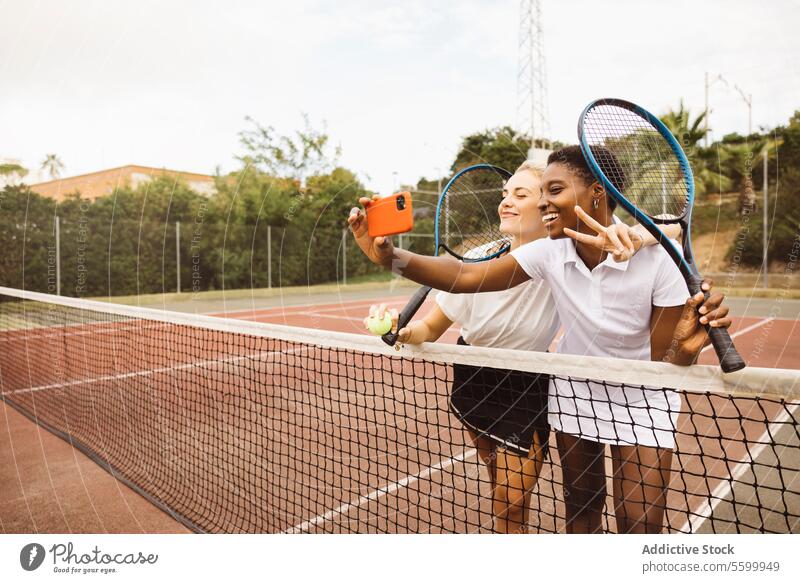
[381, 163, 513, 346]
[578, 98, 745, 373]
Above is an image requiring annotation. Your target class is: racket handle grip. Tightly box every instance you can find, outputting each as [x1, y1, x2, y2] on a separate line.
[687, 275, 746, 373]
[708, 326, 746, 373]
[381, 286, 432, 347]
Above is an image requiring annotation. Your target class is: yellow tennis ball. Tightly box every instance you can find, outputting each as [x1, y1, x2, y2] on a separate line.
[367, 313, 393, 336]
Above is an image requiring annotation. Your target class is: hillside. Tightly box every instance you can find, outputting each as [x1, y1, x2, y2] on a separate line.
[692, 194, 741, 273]
[691, 194, 798, 290]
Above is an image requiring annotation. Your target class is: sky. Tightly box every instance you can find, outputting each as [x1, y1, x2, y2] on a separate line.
[1, 0, 799, 194]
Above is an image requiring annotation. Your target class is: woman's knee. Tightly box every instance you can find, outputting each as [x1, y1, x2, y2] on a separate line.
[615, 503, 664, 533]
[563, 480, 606, 517]
[493, 482, 529, 517]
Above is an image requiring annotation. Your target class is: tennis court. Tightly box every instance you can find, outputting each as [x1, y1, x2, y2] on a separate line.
[0, 286, 798, 533]
[215, 292, 800, 533]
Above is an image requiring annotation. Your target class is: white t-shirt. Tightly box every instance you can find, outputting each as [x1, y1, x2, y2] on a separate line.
[510, 237, 690, 447]
[435, 278, 559, 352]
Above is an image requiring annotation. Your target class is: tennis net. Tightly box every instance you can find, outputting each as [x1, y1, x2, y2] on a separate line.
[0, 286, 798, 533]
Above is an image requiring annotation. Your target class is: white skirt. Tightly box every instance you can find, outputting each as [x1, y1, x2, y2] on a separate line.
[547, 377, 682, 449]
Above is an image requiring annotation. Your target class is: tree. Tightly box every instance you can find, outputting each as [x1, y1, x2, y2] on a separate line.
[660, 101, 708, 152]
[727, 110, 800, 269]
[0, 162, 27, 177]
[237, 114, 340, 182]
[449, 126, 566, 175]
[715, 133, 778, 213]
[0, 163, 28, 183]
[41, 154, 65, 180]
[777, 110, 800, 170]
[450, 127, 531, 174]
[0, 185, 58, 291]
[207, 168, 303, 290]
[659, 102, 729, 200]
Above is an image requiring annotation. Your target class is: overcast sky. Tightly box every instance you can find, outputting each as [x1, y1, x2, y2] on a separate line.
[2, 0, 798, 194]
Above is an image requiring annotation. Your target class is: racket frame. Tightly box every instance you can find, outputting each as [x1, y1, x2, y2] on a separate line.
[435, 165, 512, 262]
[578, 98, 745, 373]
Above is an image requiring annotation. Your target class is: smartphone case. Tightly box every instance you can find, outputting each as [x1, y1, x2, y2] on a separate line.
[367, 192, 414, 237]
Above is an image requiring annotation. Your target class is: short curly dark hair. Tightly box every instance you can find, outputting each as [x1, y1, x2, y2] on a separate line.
[546, 145, 622, 211]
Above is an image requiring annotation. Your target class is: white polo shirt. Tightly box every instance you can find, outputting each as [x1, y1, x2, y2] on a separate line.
[510, 237, 690, 447]
[436, 278, 559, 352]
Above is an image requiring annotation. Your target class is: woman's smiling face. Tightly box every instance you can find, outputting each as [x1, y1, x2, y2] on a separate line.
[538, 161, 597, 238]
[498, 170, 546, 243]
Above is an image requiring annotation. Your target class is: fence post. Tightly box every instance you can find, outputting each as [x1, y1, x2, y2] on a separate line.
[176, 221, 181, 293]
[763, 150, 769, 289]
[342, 229, 347, 285]
[55, 215, 61, 295]
[267, 225, 272, 289]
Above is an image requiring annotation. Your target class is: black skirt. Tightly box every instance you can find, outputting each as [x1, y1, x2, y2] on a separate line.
[450, 337, 550, 457]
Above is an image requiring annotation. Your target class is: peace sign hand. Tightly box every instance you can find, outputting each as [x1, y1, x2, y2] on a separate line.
[563, 206, 643, 263]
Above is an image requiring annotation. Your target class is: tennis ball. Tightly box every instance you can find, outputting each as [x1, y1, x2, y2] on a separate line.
[367, 313, 393, 336]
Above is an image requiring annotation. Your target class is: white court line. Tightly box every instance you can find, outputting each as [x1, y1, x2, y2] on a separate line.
[679, 404, 798, 533]
[680, 316, 793, 532]
[210, 298, 376, 316]
[211, 297, 411, 318]
[699, 317, 775, 354]
[283, 448, 478, 533]
[2, 346, 307, 397]
[0, 320, 157, 344]
[223, 312, 366, 324]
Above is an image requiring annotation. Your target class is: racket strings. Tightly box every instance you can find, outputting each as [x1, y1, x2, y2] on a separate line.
[582, 104, 689, 220]
[440, 167, 511, 260]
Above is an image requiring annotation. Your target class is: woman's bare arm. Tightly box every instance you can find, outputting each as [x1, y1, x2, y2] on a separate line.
[348, 203, 530, 293]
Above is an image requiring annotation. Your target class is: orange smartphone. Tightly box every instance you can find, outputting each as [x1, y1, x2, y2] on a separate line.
[366, 192, 413, 237]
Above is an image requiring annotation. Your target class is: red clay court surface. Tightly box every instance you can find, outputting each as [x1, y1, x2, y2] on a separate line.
[1, 293, 798, 533]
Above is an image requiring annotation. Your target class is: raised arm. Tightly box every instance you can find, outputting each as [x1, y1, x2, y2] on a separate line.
[635, 223, 682, 245]
[347, 197, 649, 292]
[391, 250, 529, 293]
[347, 200, 530, 293]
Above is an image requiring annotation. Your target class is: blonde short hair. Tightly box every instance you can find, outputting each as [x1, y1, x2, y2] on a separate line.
[515, 159, 545, 176]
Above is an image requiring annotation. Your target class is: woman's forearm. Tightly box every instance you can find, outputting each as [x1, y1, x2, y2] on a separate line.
[388, 249, 469, 291]
[403, 321, 434, 344]
[633, 223, 682, 249]
[388, 248, 527, 293]
[663, 347, 700, 366]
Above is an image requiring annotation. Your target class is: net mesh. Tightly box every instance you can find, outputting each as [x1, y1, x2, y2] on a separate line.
[440, 166, 512, 260]
[0, 287, 798, 534]
[581, 101, 690, 220]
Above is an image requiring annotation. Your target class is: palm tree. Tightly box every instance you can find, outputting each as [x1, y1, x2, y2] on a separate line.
[717, 135, 781, 213]
[660, 101, 708, 151]
[660, 103, 728, 199]
[41, 154, 65, 180]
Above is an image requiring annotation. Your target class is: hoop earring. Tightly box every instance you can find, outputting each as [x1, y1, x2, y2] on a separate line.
[592, 198, 599, 210]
